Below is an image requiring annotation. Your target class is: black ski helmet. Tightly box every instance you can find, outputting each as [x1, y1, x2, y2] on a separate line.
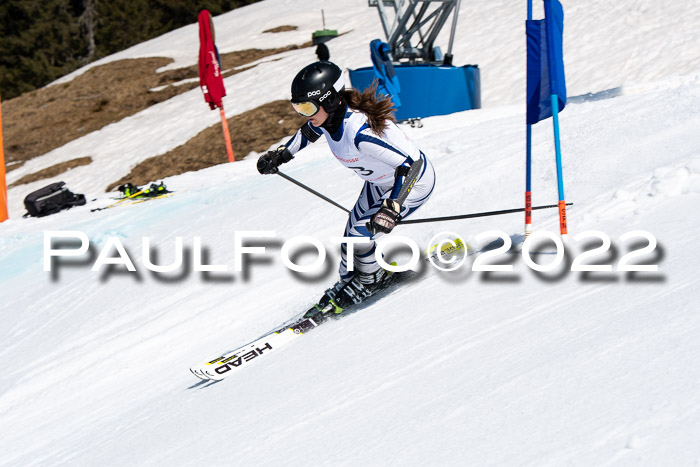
[290, 61, 345, 116]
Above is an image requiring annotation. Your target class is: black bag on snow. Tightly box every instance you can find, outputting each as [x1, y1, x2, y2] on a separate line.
[23, 181, 86, 217]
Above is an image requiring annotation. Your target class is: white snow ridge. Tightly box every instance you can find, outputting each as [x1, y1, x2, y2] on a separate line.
[1, 0, 700, 465]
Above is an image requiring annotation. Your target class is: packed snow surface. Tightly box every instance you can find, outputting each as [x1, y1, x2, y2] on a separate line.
[1, 0, 700, 465]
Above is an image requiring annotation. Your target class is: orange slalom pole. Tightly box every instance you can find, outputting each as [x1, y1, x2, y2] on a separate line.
[0, 95, 8, 222]
[219, 106, 235, 163]
[525, 190, 532, 236]
[558, 200, 568, 236]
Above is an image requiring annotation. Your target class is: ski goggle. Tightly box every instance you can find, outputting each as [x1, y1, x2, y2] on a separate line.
[291, 100, 320, 117]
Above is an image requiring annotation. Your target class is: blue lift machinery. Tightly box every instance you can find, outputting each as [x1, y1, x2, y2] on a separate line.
[349, 0, 481, 120]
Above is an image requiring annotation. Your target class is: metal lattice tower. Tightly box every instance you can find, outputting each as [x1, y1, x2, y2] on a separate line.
[368, 0, 461, 64]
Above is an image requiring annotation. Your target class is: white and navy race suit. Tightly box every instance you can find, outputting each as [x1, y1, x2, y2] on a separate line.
[285, 110, 436, 280]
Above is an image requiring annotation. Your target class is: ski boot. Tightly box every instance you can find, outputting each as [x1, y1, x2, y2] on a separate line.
[304, 268, 393, 323]
[303, 279, 346, 323]
[118, 183, 139, 198]
[333, 268, 391, 309]
[145, 181, 169, 196]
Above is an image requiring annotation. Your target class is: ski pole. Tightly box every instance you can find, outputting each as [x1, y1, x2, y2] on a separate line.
[275, 170, 571, 225]
[399, 202, 573, 225]
[276, 171, 350, 213]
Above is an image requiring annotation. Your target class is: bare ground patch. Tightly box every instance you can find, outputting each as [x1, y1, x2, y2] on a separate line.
[156, 41, 311, 86]
[263, 25, 298, 33]
[10, 156, 93, 188]
[3, 57, 183, 172]
[106, 99, 306, 192]
[3, 37, 312, 187]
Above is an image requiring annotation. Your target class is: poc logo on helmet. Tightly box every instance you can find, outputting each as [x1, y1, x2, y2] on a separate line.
[318, 90, 332, 102]
[307, 90, 321, 97]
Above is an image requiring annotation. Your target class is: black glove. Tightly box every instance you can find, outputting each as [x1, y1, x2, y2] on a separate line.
[257, 146, 294, 174]
[367, 199, 402, 235]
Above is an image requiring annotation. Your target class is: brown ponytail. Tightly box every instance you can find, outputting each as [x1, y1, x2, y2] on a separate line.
[342, 80, 396, 135]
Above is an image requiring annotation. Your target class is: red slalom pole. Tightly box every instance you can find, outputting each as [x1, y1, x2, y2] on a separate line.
[220, 106, 235, 163]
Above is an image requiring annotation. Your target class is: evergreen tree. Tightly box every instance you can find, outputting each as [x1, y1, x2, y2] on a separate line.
[0, 0, 261, 100]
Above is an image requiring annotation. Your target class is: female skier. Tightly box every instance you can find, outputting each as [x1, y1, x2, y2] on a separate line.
[257, 61, 435, 315]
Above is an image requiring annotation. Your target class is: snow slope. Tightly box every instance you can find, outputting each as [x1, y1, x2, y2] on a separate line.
[6, 0, 700, 217]
[2, 0, 700, 465]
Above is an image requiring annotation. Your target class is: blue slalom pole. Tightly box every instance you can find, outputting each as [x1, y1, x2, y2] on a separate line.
[550, 94, 568, 238]
[525, 125, 532, 234]
[525, 0, 533, 235]
[550, 95, 564, 201]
